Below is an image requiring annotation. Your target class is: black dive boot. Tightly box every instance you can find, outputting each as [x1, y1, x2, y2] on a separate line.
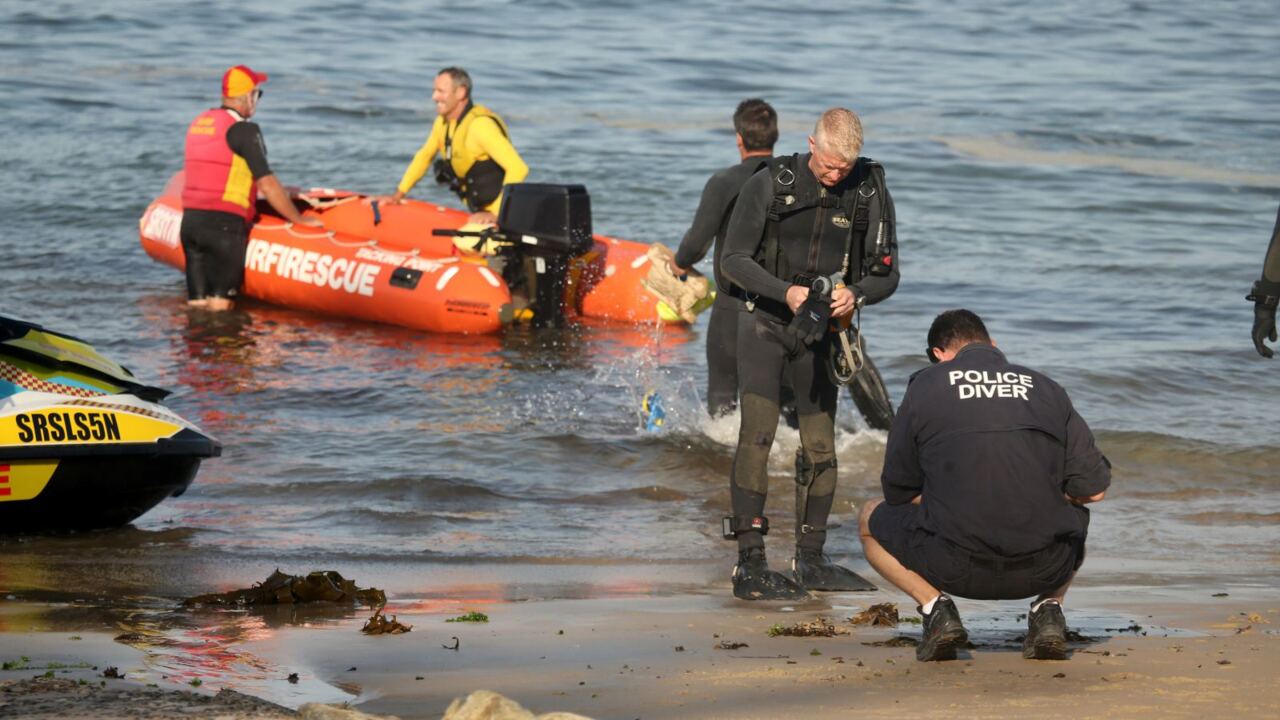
[732, 548, 810, 601]
[792, 548, 877, 592]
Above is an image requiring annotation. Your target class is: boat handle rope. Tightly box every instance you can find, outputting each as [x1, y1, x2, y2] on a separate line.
[261, 222, 424, 257]
[297, 194, 362, 210]
[264, 223, 342, 241]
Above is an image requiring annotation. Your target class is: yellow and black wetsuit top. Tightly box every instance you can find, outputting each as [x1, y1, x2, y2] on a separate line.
[397, 102, 529, 214]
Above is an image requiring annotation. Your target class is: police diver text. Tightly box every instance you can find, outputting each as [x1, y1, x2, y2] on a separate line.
[948, 370, 1033, 401]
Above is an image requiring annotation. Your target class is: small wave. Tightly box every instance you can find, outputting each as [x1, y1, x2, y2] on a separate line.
[1179, 511, 1280, 527]
[1022, 128, 1193, 150]
[299, 104, 393, 119]
[44, 96, 116, 110]
[940, 135, 1280, 187]
[200, 474, 513, 502]
[303, 506, 496, 525]
[10, 11, 114, 28]
[1095, 430, 1277, 489]
[1123, 487, 1230, 501]
[565, 485, 691, 505]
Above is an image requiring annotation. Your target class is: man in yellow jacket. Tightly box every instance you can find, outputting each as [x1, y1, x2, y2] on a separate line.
[385, 67, 528, 225]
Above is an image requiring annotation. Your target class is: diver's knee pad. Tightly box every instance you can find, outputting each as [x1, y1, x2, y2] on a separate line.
[795, 414, 837, 498]
[732, 393, 781, 495]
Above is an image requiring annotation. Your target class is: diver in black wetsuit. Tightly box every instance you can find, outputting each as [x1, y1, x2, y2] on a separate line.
[671, 99, 777, 418]
[719, 108, 900, 600]
[671, 101, 896, 431]
[1247, 203, 1280, 358]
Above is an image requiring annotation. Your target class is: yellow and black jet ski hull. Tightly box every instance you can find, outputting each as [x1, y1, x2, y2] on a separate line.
[0, 448, 204, 532]
[1, 314, 221, 533]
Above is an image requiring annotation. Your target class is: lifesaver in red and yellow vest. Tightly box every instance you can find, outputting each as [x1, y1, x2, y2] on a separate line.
[181, 109, 257, 221]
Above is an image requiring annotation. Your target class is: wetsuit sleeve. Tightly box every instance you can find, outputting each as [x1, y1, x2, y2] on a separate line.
[880, 390, 924, 504]
[1258, 203, 1280, 290]
[851, 169, 900, 306]
[721, 171, 793, 302]
[397, 118, 446, 195]
[673, 173, 728, 270]
[1061, 398, 1111, 499]
[471, 118, 529, 214]
[225, 122, 272, 179]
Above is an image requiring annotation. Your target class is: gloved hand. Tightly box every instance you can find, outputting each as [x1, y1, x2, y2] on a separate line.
[1253, 303, 1277, 358]
[787, 287, 833, 345]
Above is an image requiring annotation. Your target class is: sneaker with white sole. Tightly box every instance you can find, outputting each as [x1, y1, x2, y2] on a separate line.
[1023, 599, 1068, 660]
[916, 595, 968, 661]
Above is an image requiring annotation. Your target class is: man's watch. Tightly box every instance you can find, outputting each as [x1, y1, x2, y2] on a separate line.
[1246, 280, 1280, 309]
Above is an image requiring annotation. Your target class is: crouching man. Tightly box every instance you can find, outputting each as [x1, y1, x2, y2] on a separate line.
[859, 309, 1110, 661]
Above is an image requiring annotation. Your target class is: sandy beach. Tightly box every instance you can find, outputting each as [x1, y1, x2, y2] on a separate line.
[2, 569, 1277, 719]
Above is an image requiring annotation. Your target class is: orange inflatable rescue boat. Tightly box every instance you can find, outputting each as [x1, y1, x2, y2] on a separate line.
[139, 173, 709, 334]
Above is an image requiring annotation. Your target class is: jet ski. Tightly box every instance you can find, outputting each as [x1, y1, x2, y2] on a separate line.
[0, 315, 220, 532]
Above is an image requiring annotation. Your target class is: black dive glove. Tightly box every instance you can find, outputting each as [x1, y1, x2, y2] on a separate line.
[1248, 281, 1279, 358]
[787, 276, 834, 345]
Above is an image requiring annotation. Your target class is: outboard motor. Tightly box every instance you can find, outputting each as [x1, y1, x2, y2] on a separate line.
[495, 183, 595, 327]
[431, 183, 596, 327]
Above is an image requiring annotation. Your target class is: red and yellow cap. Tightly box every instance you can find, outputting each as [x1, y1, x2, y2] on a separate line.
[222, 65, 268, 98]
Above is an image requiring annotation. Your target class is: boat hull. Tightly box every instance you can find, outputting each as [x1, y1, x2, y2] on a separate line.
[0, 454, 201, 532]
[139, 174, 689, 334]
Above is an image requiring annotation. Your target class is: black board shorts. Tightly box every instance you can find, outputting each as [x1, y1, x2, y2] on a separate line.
[869, 502, 1086, 601]
[180, 209, 248, 300]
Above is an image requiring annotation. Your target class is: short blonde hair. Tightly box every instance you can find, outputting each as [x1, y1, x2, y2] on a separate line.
[812, 108, 863, 163]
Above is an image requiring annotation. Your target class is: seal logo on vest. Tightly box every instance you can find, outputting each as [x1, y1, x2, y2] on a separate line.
[831, 214, 851, 229]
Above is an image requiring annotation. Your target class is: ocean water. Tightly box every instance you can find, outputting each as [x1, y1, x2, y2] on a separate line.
[1, 0, 1278, 598]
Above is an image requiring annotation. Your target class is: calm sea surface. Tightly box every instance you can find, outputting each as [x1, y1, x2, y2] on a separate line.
[1, 0, 1278, 597]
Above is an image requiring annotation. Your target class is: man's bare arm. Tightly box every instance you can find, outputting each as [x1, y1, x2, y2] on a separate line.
[258, 174, 322, 227]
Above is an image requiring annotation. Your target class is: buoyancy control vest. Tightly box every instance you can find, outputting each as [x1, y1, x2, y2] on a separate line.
[755, 154, 895, 291]
[182, 108, 257, 221]
[432, 103, 512, 211]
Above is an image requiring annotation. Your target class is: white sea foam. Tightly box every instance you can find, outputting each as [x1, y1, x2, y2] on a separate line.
[941, 135, 1280, 187]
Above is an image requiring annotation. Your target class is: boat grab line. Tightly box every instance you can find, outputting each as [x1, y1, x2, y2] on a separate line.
[260, 224, 426, 257]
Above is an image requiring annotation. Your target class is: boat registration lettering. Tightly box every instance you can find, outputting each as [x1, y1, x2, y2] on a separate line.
[245, 240, 381, 297]
[1, 409, 181, 445]
[15, 411, 121, 443]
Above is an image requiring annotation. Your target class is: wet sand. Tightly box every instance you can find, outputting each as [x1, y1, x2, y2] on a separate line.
[1, 578, 1276, 719]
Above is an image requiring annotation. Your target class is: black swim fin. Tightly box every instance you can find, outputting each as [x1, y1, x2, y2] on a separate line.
[792, 549, 878, 592]
[848, 349, 894, 431]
